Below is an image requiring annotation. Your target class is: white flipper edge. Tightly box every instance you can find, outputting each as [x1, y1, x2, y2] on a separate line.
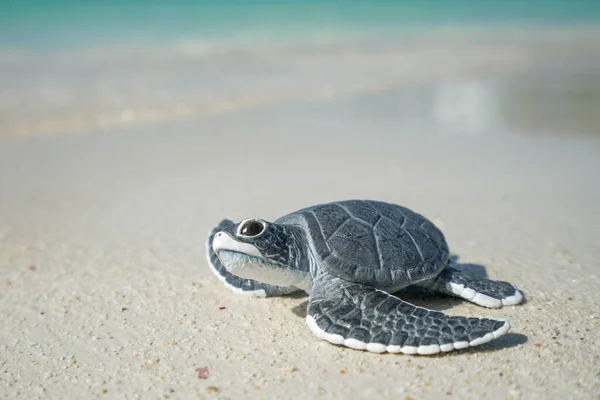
[448, 282, 523, 309]
[306, 315, 510, 355]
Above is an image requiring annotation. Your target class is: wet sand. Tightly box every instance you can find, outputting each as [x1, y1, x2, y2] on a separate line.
[2, 25, 599, 138]
[1, 98, 599, 398]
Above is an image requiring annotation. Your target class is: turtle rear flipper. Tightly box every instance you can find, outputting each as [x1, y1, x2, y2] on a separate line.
[306, 273, 510, 355]
[424, 266, 524, 309]
[206, 219, 299, 297]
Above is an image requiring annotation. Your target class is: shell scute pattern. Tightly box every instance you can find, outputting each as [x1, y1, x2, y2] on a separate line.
[420, 219, 446, 250]
[337, 200, 381, 225]
[312, 203, 349, 240]
[401, 217, 436, 262]
[375, 217, 420, 267]
[303, 201, 449, 287]
[328, 220, 379, 269]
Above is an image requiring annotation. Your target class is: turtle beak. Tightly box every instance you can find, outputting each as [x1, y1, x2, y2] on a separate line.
[213, 231, 262, 257]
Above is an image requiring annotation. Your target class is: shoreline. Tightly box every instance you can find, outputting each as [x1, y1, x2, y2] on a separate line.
[2, 70, 599, 139]
[2, 24, 599, 138]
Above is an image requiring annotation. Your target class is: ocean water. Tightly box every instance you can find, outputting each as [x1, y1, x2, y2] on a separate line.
[2, 0, 600, 48]
[1, 0, 599, 137]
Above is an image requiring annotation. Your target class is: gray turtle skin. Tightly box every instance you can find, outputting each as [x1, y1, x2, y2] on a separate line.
[207, 200, 523, 355]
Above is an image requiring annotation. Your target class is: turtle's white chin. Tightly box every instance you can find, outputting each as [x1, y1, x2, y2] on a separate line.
[212, 232, 307, 288]
[216, 250, 304, 288]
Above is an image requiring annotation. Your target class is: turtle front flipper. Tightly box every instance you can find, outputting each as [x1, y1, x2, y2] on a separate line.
[306, 272, 510, 355]
[207, 219, 299, 297]
[425, 266, 524, 309]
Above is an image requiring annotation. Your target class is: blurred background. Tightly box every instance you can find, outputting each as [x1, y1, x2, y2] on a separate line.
[1, 0, 599, 138]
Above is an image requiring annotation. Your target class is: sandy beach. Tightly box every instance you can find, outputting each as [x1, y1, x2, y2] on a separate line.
[1, 97, 599, 398]
[1, 3, 600, 398]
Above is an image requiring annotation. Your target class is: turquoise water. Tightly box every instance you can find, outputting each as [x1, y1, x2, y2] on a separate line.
[1, 0, 600, 48]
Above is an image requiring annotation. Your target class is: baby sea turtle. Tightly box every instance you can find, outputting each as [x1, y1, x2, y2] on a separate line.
[207, 200, 523, 355]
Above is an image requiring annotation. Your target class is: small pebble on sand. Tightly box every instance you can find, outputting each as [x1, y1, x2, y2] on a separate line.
[206, 386, 218, 393]
[196, 366, 210, 379]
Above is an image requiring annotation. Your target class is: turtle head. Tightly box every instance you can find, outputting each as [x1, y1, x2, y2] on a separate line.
[212, 218, 306, 287]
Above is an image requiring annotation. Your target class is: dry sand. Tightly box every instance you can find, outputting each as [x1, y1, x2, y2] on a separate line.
[1, 99, 599, 399]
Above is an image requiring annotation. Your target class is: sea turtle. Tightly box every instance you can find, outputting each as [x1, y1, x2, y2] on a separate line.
[206, 200, 523, 355]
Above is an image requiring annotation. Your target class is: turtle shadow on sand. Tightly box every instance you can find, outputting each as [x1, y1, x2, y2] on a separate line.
[396, 255, 491, 312]
[448, 254, 489, 278]
[290, 254, 492, 316]
[289, 254, 528, 355]
[390, 255, 528, 310]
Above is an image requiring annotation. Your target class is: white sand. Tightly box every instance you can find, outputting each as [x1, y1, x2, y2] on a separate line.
[1, 99, 599, 399]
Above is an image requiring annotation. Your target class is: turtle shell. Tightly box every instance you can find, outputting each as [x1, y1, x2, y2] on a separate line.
[276, 200, 449, 287]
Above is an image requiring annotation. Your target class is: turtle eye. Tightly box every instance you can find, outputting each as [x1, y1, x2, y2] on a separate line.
[240, 220, 265, 237]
